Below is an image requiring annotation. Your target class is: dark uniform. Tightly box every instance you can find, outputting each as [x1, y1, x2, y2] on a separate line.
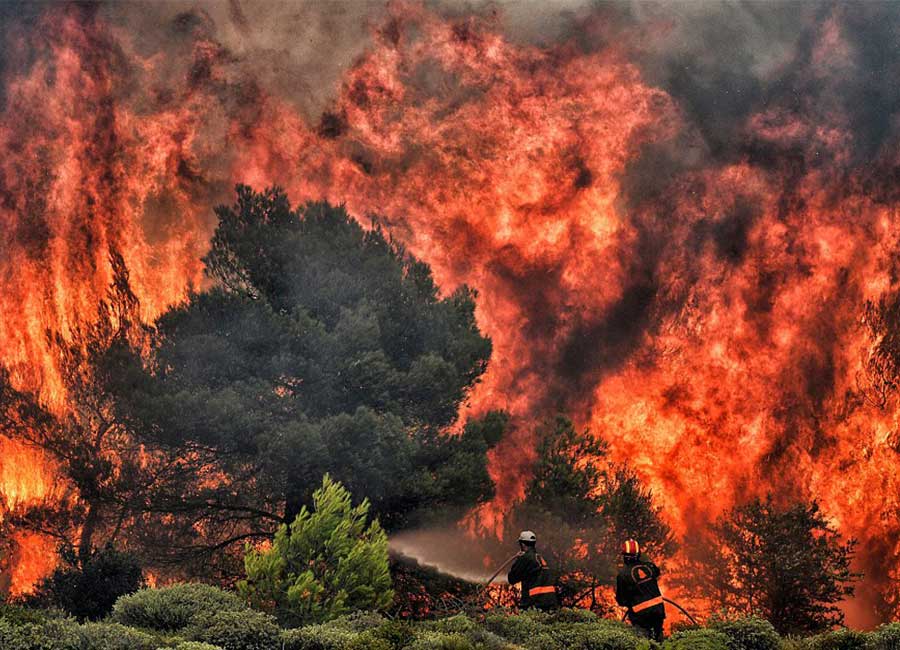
[507, 547, 558, 610]
[615, 555, 665, 641]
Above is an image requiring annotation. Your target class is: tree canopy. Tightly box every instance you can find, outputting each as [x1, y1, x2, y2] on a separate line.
[691, 495, 858, 635]
[110, 186, 497, 576]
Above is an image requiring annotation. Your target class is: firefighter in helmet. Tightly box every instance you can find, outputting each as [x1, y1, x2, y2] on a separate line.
[507, 530, 559, 610]
[615, 539, 665, 641]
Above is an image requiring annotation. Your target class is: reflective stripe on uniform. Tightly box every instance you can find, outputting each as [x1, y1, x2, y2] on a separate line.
[529, 586, 556, 596]
[631, 596, 664, 612]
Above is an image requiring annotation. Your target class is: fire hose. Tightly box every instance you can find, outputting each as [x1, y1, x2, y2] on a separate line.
[475, 553, 521, 600]
[478, 555, 699, 627]
[620, 598, 698, 626]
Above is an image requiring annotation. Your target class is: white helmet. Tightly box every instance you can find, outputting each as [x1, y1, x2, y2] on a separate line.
[518, 530, 537, 544]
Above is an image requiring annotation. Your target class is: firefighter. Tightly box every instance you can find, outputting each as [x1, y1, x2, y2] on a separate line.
[507, 530, 559, 610]
[615, 539, 665, 641]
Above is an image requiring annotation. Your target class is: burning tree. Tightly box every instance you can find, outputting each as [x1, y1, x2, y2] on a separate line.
[108, 186, 498, 579]
[689, 495, 858, 635]
[0, 253, 163, 568]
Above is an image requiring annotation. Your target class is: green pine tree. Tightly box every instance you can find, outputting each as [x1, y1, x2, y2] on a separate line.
[239, 475, 393, 626]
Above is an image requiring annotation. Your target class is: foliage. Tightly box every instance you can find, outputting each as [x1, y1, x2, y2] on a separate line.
[2, 600, 897, 650]
[187, 609, 281, 650]
[0, 252, 160, 563]
[505, 416, 675, 609]
[239, 475, 393, 626]
[708, 616, 780, 650]
[0, 616, 81, 650]
[0, 603, 50, 627]
[111, 583, 246, 631]
[282, 625, 392, 650]
[77, 622, 159, 650]
[483, 609, 641, 650]
[28, 546, 143, 621]
[662, 629, 731, 650]
[802, 628, 869, 650]
[112, 187, 495, 575]
[690, 495, 858, 635]
[868, 622, 900, 650]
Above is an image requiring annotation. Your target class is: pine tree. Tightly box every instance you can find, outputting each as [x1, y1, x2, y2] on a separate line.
[695, 495, 858, 635]
[239, 475, 393, 626]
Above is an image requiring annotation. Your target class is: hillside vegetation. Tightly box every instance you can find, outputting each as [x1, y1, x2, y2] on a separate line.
[1, 589, 898, 650]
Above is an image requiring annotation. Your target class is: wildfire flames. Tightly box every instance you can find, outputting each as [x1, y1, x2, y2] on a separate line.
[2, 0, 900, 623]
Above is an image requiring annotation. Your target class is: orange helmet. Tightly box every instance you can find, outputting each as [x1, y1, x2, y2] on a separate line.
[623, 539, 640, 556]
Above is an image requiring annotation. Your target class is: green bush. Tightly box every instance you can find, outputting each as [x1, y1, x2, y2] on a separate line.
[372, 620, 416, 649]
[482, 610, 550, 644]
[77, 622, 158, 650]
[169, 643, 223, 650]
[239, 476, 394, 626]
[570, 626, 642, 650]
[0, 604, 49, 626]
[662, 629, 730, 650]
[30, 547, 144, 621]
[804, 629, 870, 650]
[424, 615, 478, 635]
[282, 624, 359, 650]
[465, 628, 518, 650]
[408, 632, 474, 650]
[111, 584, 246, 631]
[188, 609, 281, 650]
[709, 616, 781, 650]
[0, 617, 81, 650]
[482, 610, 640, 650]
[868, 623, 900, 650]
[551, 608, 600, 624]
[329, 611, 389, 632]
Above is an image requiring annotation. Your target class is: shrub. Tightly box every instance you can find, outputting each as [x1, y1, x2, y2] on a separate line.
[170, 643, 223, 650]
[570, 626, 642, 650]
[425, 615, 478, 635]
[239, 475, 393, 626]
[281, 624, 393, 650]
[30, 547, 143, 621]
[77, 621, 158, 650]
[111, 584, 246, 631]
[551, 608, 599, 624]
[709, 616, 781, 650]
[483, 610, 550, 644]
[804, 629, 870, 650]
[482, 610, 640, 650]
[282, 625, 359, 650]
[466, 628, 517, 650]
[0, 617, 81, 650]
[662, 629, 731, 650]
[188, 609, 281, 650]
[329, 611, 388, 632]
[0, 604, 48, 626]
[869, 623, 900, 650]
[407, 632, 474, 650]
[372, 620, 416, 649]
